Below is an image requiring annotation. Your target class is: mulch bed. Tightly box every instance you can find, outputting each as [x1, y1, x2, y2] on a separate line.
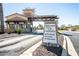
[32, 35, 64, 56]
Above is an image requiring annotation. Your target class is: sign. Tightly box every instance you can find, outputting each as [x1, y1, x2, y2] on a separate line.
[43, 20, 58, 47]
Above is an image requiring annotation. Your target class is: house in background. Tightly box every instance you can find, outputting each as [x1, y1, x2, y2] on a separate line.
[5, 8, 34, 33]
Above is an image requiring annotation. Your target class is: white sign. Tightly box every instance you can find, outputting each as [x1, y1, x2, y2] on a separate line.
[43, 21, 58, 46]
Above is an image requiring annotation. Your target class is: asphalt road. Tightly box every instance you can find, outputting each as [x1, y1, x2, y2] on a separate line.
[62, 31, 79, 56]
[0, 34, 42, 56]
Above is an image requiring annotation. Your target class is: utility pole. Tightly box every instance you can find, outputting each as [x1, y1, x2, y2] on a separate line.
[0, 3, 4, 34]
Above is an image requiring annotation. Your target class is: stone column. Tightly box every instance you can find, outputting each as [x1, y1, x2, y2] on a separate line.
[18, 23, 19, 29]
[31, 21, 33, 32]
[14, 22, 17, 31]
[6, 23, 9, 32]
[0, 3, 4, 33]
[24, 22, 26, 32]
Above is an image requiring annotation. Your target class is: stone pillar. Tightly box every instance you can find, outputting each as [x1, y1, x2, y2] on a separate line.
[14, 22, 17, 32]
[17, 23, 19, 29]
[24, 22, 26, 32]
[0, 3, 4, 33]
[7, 23, 9, 30]
[6, 23, 9, 32]
[31, 21, 33, 32]
[29, 22, 32, 32]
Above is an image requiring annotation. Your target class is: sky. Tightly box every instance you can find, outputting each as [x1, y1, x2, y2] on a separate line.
[2, 3, 79, 27]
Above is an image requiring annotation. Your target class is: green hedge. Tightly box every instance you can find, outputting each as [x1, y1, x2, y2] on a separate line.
[15, 28, 22, 34]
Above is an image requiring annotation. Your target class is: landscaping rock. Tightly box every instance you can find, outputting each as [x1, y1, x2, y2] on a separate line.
[33, 35, 64, 56]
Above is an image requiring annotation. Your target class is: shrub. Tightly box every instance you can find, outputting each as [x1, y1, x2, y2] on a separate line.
[15, 28, 22, 34]
[71, 28, 76, 31]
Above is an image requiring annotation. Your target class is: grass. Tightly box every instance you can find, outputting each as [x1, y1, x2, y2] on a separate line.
[58, 30, 65, 33]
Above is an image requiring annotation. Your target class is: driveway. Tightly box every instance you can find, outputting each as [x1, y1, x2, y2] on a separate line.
[0, 34, 42, 56]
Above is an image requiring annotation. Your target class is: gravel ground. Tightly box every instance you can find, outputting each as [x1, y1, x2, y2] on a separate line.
[33, 35, 64, 56]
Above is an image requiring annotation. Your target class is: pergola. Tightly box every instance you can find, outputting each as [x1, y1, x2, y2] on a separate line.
[29, 15, 58, 21]
[28, 15, 59, 33]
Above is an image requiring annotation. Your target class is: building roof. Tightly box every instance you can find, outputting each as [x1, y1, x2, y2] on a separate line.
[5, 13, 28, 22]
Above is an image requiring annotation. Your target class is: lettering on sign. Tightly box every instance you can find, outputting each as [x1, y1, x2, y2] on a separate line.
[43, 21, 58, 46]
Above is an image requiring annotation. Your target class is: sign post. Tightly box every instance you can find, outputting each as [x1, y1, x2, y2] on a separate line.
[43, 20, 59, 47]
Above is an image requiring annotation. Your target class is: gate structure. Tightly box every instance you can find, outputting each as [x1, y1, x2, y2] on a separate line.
[5, 8, 59, 47]
[30, 15, 59, 47]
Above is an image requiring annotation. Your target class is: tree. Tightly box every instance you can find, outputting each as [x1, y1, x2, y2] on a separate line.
[60, 24, 67, 30]
[68, 24, 72, 27]
[37, 24, 44, 29]
[71, 25, 79, 31]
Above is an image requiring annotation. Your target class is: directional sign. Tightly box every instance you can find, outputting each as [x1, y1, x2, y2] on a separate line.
[43, 20, 58, 46]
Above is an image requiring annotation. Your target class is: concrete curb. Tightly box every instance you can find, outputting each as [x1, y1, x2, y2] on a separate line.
[20, 40, 42, 56]
[62, 35, 78, 56]
[61, 35, 67, 56]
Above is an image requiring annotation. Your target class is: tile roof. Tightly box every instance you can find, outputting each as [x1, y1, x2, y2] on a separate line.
[5, 13, 28, 22]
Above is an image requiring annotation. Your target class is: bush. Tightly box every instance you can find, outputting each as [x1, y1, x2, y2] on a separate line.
[15, 28, 22, 34]
[71, 28, 76, 31]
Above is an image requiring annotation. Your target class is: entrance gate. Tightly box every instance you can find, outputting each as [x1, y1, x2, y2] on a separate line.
[30, 15, 59, 47]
